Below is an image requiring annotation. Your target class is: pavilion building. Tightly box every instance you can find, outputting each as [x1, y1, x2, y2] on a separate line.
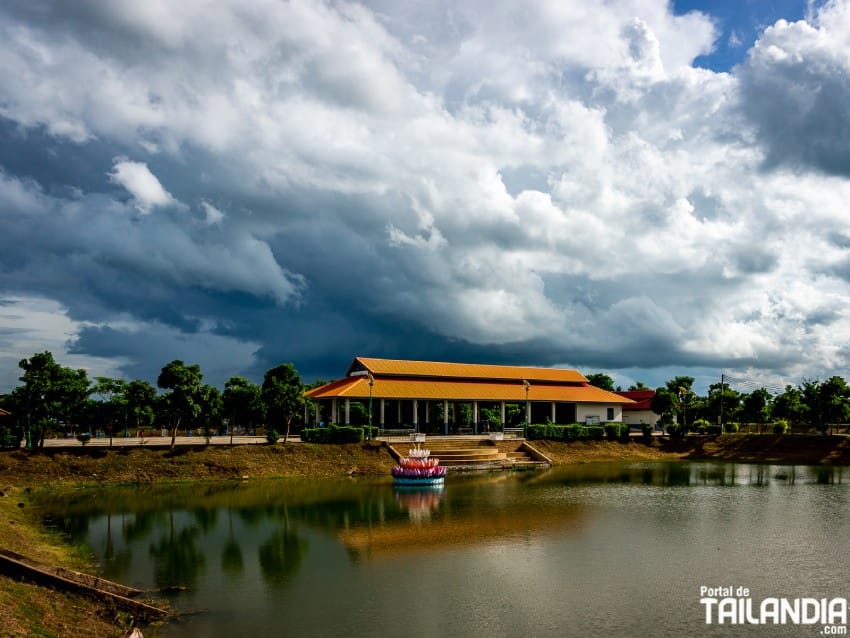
[305, 357, 633, 434]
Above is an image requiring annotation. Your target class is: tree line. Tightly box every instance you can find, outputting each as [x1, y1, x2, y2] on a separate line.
[0, 351, 316, 450]
[586, 372, 850, 434]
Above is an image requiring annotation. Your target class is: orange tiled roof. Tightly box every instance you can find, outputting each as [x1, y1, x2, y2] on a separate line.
[306, 376, 631, 404]
[349, 357, 588, 383]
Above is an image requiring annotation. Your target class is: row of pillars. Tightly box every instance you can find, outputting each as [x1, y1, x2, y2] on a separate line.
[313, 398, 559, 434]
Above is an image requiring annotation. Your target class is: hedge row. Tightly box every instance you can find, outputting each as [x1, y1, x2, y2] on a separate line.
[301, 424, 379, 443]
[526, 423, 607, 441]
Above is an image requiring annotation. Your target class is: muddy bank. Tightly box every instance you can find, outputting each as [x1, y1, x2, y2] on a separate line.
[534, 434, 850, 466]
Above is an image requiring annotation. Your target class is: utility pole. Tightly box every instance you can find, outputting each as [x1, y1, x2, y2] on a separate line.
[720, 373, 725, 433]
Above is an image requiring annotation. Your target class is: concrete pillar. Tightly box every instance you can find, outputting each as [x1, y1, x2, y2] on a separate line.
[380, 399, 385, 429]
[444, 400, 449, 435]
[473, 400, 479, 434]
[397, 401, 402, 424]
[526, 401, 531, 424]
[425, 401, 430, 426]
[501, 401, 506, 428]
[332, 399, 337, 424]
[344, 399, 350, 425]
[315, 403, 319, 424]
[552, 402, 557, 423]
[413, 399, 419, 432]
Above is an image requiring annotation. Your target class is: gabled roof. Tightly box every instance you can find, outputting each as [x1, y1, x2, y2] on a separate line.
[347, 357, 588, 383]
[615, 390, 655, 411]
[307, 376, 629, 403]
[306, 357, 633, 404]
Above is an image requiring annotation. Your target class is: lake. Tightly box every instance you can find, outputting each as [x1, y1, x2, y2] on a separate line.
[36, 462, 850, 637]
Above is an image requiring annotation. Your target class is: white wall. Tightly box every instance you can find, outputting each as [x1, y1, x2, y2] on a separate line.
[576, 403, 622, 424]
[622, 410, 660, 427]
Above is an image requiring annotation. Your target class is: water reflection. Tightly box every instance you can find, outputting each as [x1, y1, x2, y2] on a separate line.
[149, 513, 205, 591]
[258, 527, 308, 588]
[31, 462, 850, 638]
[221, 509, 244, 577]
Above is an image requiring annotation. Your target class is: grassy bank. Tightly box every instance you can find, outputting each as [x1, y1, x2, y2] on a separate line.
[0, 489, 142, 637]
[0, 441, 395, 486]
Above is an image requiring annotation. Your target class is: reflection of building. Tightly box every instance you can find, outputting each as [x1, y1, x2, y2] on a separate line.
[306, 357, 633, 432]
[395, 488, 443, 522]
[340, 482, 586, 559]
[614, 390, 659, 429]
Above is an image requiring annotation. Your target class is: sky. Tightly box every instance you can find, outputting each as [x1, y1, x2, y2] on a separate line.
[0, 0, 848, 395]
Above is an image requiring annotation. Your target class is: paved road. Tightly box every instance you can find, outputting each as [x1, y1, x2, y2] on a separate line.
[37, 435, 300, 448]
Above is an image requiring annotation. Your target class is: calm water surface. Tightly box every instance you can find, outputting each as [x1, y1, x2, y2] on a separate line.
[36, 462, 850, 637]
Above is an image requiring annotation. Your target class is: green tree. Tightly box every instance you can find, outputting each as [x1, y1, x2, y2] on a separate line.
[772, 385, 806, 428]
[820, 376, 850, 434]
[739, 388, 772, 427]
[223, 376, 263, 445]
[801, 379, 824, 433]
[196, 384, 223, 443]
[157, 360, 203, 449]
[705, 383, 740, 429]
[586, 373, 615, 391]
[92, 376, 127, 441]
[18, 351, 90, 448]
[628, 381, 650, 391]
[125, 380, 156, 434]
[261, 363, 305, 444]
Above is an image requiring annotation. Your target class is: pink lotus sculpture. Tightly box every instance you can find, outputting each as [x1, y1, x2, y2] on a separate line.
[392, 448, 446, 485]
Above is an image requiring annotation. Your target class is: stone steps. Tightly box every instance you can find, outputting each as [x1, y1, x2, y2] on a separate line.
[392, 438, 548, 470]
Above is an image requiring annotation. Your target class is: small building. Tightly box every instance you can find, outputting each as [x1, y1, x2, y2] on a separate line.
[614, 390, 660, 429]
[306, 357, 633, 434]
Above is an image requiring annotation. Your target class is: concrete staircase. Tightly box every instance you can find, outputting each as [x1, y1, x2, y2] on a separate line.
[389, 437, 549, 471]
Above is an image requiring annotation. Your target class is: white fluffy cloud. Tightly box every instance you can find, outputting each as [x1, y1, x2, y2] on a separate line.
[0, 0, 849, 389]
[108, 159, 179, 213]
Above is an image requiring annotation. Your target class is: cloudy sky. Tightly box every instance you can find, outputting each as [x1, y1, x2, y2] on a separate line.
[1, 0, 848, 394]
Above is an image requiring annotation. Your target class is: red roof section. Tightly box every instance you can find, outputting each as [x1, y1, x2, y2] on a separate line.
[615, 390, 655, 411]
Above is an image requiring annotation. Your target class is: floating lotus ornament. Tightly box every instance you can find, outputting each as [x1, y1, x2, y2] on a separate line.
[392, 446, 446, 486]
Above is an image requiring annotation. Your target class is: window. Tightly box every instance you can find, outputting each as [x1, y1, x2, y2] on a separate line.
[607, 407, 615, 421]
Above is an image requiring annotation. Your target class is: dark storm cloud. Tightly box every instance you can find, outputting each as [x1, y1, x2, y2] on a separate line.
[738, 10, 850, 177]
[2, 0, 850, 393]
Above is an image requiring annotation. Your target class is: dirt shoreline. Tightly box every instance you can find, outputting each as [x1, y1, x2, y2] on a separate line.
[2, 435, 850, 487]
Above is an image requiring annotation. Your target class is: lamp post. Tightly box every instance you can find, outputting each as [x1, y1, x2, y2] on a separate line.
[523, 380, 531, 438]
[367, 372, 374, 441]
[679, 387, 688, 434]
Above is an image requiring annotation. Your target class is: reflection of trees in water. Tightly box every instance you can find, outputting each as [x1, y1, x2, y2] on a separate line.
[221, 508, 243, 577]
[149, 512, 205, 590]
[192, 507, 218, 533]
[124, 511, 168, 543]
[258, 510, 308, 588]
[102, 512, 132, 580]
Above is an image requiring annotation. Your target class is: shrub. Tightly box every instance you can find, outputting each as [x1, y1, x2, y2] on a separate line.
[641, 423, 653, 439]
[302, 424, 366, 443]
[772, 419, 789, 435]
[724, 422, 739, 434]
[585, 425, 605, 440]
[693, 418, 711, 435]
[527, 424, 547, 439]
[1, 427, 21, 450]
[266, 430, 280, 444]
[667, 423, 684, 438]
[564, 424, 587, 440]
[706, 425, 722, 436]
[604, 422, 629, 442]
